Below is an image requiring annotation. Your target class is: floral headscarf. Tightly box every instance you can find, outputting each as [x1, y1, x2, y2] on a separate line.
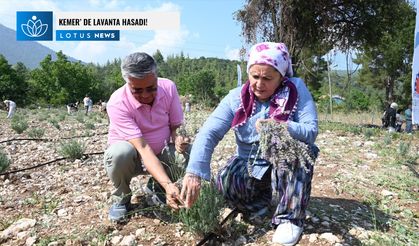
[231, 42, 298, 128]
[246, 42, 293, 77]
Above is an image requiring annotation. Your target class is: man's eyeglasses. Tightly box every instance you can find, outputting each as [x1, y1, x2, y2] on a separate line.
[129, 86, 158, 94]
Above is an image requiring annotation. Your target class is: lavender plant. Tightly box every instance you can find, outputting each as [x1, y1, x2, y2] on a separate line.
[258, 121, 316, 173]
[0, 149, 10, 173]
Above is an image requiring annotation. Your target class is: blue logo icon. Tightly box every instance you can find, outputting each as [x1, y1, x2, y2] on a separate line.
[16, 11, 53, 41]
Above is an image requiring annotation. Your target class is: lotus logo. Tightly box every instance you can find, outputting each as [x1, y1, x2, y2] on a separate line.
[21, 16, 48, 37]
[16, 11, 52, 41]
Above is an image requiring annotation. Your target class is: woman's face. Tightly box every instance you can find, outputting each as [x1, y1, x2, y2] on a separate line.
[248, 64, 283, 102]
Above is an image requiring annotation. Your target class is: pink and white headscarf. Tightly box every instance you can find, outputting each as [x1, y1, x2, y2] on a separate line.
[246, 42, 293, 77]
[231, 42, 298, 129]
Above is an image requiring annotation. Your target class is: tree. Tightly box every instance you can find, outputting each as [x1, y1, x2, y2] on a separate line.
[0, 55, 28, 105]
[235, 0, 409, 95]
[29, 51, 99, 105]
[356, 1, 415, 105]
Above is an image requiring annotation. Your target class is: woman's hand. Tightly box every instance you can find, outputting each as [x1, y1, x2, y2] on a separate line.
[180, 173, 202, 208]
[164, 182, 183, 210]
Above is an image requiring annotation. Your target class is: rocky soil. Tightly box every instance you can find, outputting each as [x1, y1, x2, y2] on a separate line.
[0, 109, 418, 246]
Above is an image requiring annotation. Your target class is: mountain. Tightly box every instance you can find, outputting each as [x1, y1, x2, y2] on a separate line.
[0, 23, 80, 69]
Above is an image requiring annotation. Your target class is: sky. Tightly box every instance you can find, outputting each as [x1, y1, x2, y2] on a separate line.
[0, 0, 349, 69]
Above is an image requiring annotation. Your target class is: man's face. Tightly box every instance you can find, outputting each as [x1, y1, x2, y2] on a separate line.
[126, 73, 158, 105]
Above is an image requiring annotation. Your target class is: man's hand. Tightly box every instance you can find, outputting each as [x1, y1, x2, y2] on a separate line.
[180, 173, 201, 208]
[175, 136, 190, 153]
[164, 182, 183, 210]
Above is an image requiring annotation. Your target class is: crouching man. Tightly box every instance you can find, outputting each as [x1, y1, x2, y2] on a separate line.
[104, 52, 189, 222]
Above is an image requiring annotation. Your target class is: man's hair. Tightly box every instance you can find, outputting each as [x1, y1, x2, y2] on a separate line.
[121, 52, 157, 81]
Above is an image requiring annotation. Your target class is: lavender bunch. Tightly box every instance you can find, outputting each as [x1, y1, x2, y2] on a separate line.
[258, 121, 315, 173]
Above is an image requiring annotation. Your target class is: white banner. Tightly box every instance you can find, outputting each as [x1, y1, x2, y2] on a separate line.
[237, 64, 242, 87]
[411, 0, 419, 124]
[55, 12, 180, 30]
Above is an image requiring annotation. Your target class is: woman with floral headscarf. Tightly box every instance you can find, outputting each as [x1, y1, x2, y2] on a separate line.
[180, 42, 319, 245]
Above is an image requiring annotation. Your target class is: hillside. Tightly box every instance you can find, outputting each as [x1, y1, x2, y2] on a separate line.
[0, 24, 80, 69]
[0, 108, 417, 245]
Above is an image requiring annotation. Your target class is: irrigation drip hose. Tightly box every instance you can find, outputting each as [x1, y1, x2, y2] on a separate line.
[0, 132, 108, 144]
[0, 151, 104, 176]
[196, 207, 238, 246]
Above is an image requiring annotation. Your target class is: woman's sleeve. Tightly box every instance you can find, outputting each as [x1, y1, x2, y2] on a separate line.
[287, 78, 319, 144]
[186, 92, 237, 180]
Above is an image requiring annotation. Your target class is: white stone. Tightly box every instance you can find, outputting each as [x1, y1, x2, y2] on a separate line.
[57, 208, 68, 217]
[0, 218, 36, 240]
[381, 189, 396, 197]
[320, 232, 340, 243]
[135, 228, 146, 237]
[26, 236, 37, 246]
[17, 230, 30, 239]
[308, 233, 318, 243]
[119, 235, 136, 246]
[111, 235, 123, 245]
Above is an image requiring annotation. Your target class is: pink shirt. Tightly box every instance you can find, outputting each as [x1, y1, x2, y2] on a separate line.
[107, 78, 184, 154]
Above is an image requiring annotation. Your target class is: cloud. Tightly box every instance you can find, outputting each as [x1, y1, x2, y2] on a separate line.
[224, 46, 240, 61]
[133, 28, 189, 58]
[88, 0, 123, 10]
[0, 0, 61, 29]
[73, 41, 108, 62]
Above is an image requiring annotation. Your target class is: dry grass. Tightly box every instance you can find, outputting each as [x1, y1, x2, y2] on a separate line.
[319, 111, 383, 126]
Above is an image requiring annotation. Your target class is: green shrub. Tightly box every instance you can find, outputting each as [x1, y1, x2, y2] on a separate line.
[59, 140, 86, 160]
[398, 141, 410, 157]
[76, 114, 85, 123]
[85, 122, 95, 130]
[27, 128, 45, 138]
[49, 119, 60, 130]
[11, 116, 28, 134]
[0, 149, 10, 173]
[57, 113, 66, 122]
[384, 133, 392, 145]
[363, 128, 375, 139]
[177, 182, 225, 235]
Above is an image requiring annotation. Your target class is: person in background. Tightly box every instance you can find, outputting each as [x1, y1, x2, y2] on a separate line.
[180, 42, 319, 245]
[405, 104, 412, 134]
[386, 102, 398, 132]
[3, 100, 16, 119]
[395, 109, 404, 132]
[88, 97, 93, 113]
[83, 95, 90, 115]
[184, 101, 191, 113]
[104, 52, 190, 222]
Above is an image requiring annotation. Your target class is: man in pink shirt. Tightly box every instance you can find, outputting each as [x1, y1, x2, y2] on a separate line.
[105, 52, 189, 222]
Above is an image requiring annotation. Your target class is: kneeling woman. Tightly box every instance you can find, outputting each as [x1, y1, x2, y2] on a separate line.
[181, 42, 319, 246]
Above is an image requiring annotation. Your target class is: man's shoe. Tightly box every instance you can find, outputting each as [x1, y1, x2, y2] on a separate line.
[272, 220, 303, 246]
[108, 203, 130, 222]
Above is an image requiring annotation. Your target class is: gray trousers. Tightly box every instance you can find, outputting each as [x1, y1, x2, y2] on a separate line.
[103, 141, 190, 204]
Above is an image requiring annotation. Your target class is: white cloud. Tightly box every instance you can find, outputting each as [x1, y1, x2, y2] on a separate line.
[0, 0, 61, 29]
[133, 28, 189, 58]
[73, 41, 108, 62]
[87, 0, 123, 9]
[224, 46, 240, 61]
